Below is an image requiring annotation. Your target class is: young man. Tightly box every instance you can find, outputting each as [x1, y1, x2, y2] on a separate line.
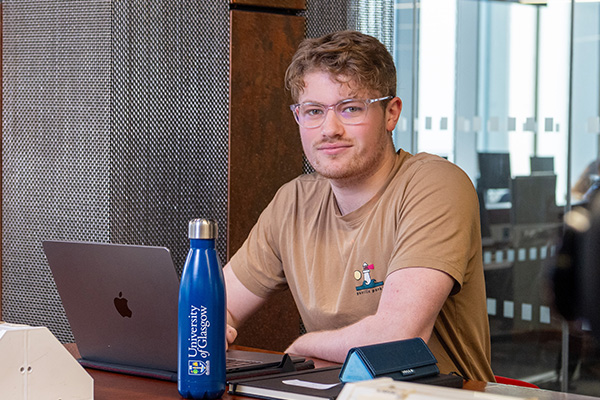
[224, 30, 495, 382]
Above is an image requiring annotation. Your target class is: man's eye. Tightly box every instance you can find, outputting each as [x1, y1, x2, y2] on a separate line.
[343, 106, 361, 113]
[303, 107, 324, 117]
[340, 103, 365, 114]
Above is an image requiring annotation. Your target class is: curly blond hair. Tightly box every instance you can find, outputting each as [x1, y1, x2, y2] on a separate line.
[285, 30, 397, 102]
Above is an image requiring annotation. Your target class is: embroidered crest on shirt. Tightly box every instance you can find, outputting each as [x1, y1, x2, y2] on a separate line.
[354, 262, 384, 293]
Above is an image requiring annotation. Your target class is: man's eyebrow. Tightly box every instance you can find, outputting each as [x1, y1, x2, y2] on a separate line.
[298, 97, 359, 105]
[298, 100, 324, 104]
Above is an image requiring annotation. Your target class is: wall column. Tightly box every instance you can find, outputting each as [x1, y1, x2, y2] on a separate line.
[228, 0, 306, 351]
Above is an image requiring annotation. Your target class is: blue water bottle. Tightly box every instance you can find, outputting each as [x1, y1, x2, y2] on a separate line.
[178, 218, 226, 399]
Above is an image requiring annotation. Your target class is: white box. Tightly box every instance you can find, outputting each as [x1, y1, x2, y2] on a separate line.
[0, 322, 93, 400]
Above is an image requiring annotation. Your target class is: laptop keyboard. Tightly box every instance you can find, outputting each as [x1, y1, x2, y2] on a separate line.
[226, 357, 264, 369]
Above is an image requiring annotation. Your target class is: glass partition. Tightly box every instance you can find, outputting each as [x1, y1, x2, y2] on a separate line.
[393, 0, 600, 395]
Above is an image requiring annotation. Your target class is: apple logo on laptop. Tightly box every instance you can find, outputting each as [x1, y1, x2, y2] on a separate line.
[114, 292, 132, 318]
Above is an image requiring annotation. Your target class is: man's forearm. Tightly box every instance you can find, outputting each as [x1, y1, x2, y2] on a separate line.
[283, 268, 454, 362]
[286, 329, 351, 363]
[285, 313, 432, 363]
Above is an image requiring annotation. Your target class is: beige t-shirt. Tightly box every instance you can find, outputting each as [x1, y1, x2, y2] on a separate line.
[230, 150, 494, 381]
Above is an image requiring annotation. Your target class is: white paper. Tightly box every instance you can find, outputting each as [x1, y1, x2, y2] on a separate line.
[282, 379, 341, 390]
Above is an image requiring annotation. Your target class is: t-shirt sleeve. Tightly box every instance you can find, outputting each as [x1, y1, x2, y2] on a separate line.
[229, 188, 290, 299]
[388, 159, 481, 290]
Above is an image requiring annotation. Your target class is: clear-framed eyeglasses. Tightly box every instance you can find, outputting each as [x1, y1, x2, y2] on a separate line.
[289, 96, 393, 129]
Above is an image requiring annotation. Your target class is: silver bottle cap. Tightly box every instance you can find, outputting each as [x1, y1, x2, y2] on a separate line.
[188, 218, 218, 239]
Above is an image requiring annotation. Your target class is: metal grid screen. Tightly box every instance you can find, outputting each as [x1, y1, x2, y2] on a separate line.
[2, 0, 229, 343]
[304, 0, 394, 64]
[109, 1, 229, 269]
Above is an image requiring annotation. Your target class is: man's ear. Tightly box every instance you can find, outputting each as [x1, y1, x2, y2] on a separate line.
[385, 97, 403, 132]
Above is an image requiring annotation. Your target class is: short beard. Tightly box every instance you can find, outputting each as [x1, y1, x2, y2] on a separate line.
[309, 131, 394, 185]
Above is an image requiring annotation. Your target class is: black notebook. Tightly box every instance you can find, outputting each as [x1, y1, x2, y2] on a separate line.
[229, 366, 344, 400]
[229, 366, 464, 400]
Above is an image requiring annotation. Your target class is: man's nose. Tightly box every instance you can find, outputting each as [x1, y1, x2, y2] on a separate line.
[320, 108, 344, 137]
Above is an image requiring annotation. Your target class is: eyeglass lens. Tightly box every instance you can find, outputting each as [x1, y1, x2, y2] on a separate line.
[295, 99, 370, 128]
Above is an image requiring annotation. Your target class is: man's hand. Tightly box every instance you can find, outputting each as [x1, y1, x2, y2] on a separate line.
[226, 324, 238, 350]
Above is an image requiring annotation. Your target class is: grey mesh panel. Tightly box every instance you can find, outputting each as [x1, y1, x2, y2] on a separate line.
[2, 0, 229, 343]
[109, 1, 229, 270]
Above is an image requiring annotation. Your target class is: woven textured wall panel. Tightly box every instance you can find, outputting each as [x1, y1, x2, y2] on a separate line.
[2, 0, 229, 343]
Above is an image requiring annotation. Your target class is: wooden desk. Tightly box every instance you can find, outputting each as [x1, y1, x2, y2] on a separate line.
[65, 344, 599, 400]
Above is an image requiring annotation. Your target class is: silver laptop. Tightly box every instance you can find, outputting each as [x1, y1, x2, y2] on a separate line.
[43, 240, 303, 380]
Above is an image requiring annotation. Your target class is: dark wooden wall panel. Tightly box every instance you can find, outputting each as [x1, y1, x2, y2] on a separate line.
[228, 8, 305, 351]
[231, 0, 305, 10]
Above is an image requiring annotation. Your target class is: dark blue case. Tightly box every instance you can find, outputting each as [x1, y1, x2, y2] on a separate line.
[339, 337, 440, 383]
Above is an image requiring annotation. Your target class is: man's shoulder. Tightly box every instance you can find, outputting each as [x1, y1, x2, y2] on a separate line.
[263, 173, 330, 212]
[386, 151, 476, 205]
[260, 173, 331, 223]
[276, 172, 330, 196]
[400, 151, 456, 170]
[395, 151, 472, 184]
